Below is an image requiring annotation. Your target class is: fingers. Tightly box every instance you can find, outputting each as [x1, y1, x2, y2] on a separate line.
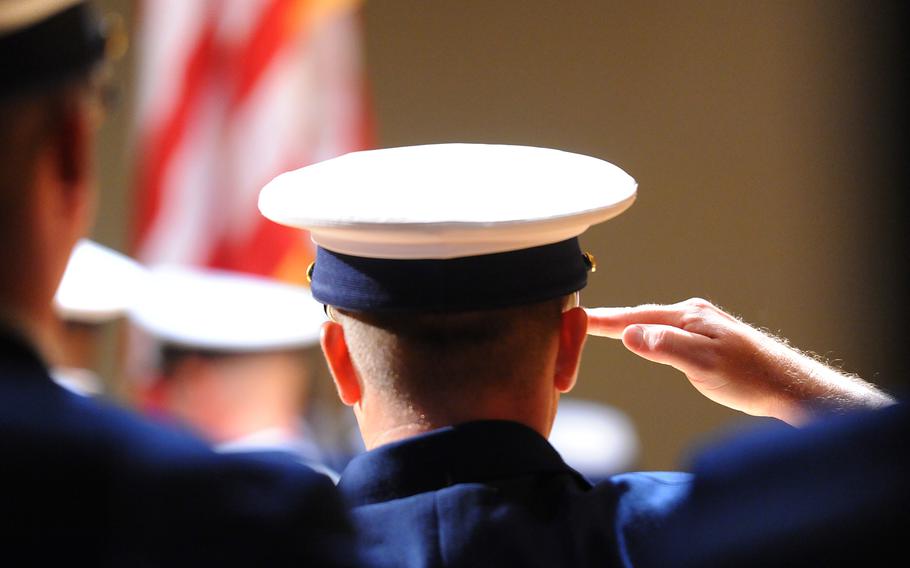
[585, 298, 727, 339]
[584, 307, 639, 338]
[621, 324, 716, 372]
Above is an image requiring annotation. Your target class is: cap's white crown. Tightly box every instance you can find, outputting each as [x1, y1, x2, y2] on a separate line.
[54, 239, 146, 324]
[0, 0, 81, 34]
[259, 143, 637, 259]
[129, 267, 325, 352]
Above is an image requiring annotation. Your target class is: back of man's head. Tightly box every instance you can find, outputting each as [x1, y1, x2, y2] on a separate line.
[258, 143, 637, 447]
[0, 0, 107, 191]
[0, 1, 109, 349]
[0, 81, 96, 273]
[336, 297, 569, 419]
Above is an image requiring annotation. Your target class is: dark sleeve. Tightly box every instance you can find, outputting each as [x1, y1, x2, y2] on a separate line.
[111, 448, 361, 567]
[642, 404, 908, 568]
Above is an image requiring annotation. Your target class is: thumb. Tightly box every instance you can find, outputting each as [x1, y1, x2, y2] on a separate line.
[621, 324, 715, 372]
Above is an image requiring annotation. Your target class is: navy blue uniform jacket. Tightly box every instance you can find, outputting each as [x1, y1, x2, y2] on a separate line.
[339, 420, 692, 568]
[0, 327, 358, 567]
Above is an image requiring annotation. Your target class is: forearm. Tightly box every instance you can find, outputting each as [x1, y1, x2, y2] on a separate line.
[585, 299, 897, 427]
[762, 337, 896, 426]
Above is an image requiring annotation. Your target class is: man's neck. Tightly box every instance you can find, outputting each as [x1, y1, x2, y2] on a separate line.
[364, 421, 435, 449]
[358, 397, 554, 451]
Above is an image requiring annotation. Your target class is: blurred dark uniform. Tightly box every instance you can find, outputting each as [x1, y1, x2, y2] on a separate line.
[0, 3, 357, 565]
[1, 326, 356, 566]
[642, 403, 907, 567]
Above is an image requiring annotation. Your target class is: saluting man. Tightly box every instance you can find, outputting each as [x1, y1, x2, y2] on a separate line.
[259, 143, 894, 567]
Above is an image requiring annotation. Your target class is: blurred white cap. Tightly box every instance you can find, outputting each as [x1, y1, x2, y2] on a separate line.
[129, 266, 325, 352]
[54, 239, 146, 324]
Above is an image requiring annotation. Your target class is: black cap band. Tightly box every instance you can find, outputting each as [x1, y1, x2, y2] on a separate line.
[0, 2, 106, 98]
[311, 237, 590, 313]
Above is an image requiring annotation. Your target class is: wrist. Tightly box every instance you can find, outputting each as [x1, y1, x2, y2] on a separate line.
[771, 344, 894, 424]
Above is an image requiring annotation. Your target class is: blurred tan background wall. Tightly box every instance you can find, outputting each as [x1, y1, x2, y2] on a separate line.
[92, 0, 905, 470]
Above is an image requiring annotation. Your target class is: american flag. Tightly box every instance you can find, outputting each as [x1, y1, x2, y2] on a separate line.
[132, 0, 371, 284]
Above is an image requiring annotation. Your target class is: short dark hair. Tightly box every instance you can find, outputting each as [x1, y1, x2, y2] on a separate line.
[157, 344, 311, 380]
[158, 345, 236, 379]
[337, 296, 570, 412]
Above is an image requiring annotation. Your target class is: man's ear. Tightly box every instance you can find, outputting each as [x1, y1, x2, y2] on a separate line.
[49, 94, 94, 234]
[554, 306, 588, 393]
[55, 95, 91, 191]
[320, 320, 361, 406]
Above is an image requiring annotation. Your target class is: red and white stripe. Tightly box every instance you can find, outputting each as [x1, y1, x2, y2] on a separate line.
[132, 0, 371, 283]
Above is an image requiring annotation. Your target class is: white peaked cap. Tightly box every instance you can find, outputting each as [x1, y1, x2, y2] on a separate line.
[549, 398, 640, 477]
[54, 239, 147, 324]
[259, 143, 637, 260]
[129, 266, 325, 352]
[0, 0, 80, 34]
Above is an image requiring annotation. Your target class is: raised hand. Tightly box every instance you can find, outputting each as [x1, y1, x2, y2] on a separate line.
[586, 298, 894, 425]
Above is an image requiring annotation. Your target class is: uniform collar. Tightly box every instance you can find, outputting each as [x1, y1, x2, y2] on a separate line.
[0, 320, 49, 376]
[339, 420, 589, 506]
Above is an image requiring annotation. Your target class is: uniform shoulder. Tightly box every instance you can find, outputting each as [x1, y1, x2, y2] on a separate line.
[590, 471, 693, 526]
[607, 470, 694, 498]
[642, 406, 908, 567]
[1, 377, 358, 566]
[596, 471, 693, 527]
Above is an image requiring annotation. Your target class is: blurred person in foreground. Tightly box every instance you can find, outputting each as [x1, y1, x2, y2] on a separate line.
[0, 2, 356, 565]
[51, 238, 145, 396]
[130, 265, 345, 479]
[259, 143, 896, 568]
